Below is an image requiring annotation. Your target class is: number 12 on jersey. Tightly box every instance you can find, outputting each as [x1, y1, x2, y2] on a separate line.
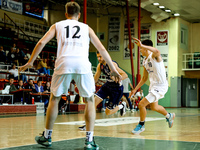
[64, 25, 81, 39]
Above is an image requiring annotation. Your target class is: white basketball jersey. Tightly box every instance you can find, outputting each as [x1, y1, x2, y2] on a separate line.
[54, 19, 91, 74]
[143, 53, 167, 86]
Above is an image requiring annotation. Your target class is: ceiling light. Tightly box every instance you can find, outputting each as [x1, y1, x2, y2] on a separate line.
[174, 13, 180, 16]
[153, 3, 159, 6]
[165, 9, 171, 12]
[159, 6, 165, 8]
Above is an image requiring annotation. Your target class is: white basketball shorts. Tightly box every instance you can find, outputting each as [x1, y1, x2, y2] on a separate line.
[50, 72, 95, 98]
[145, 84, 168, 103]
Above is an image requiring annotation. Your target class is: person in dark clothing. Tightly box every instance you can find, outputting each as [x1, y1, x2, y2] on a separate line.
[16, 80, 25, 90]
[14, 80, 25, 103]
[43, 81, 51, 110]
[0, 76, 17, 104]
[0, 46, 7, 64]
[0, 76, 17, 94]
[25, 78, 37, 104]
[15, 48, 26, 66]
[25, 78, 37, 93]
[4, 76, 17, 93]
[7, 47, 17, 64]
[43, 81, 51, 93]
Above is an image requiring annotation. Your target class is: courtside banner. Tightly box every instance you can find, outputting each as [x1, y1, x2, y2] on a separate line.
[156, 31, 168, 46]
[1, 0, 22, 14]
[108, 16, 120, 51]
[123, 18, 135, 59]
[140, 23, 151, 66]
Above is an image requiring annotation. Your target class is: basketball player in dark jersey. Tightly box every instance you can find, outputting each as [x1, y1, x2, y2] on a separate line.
[79, 51, 128, 131]
[94, 51, 128, 115]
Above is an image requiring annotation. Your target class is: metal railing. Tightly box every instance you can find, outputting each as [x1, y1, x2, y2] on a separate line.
[1, 14, 57, 47]
[4, 13, 32, 41]
[0, 64, 37, 75]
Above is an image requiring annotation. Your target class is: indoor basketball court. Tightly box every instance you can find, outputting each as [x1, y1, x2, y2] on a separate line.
[0, 0, 200, 150]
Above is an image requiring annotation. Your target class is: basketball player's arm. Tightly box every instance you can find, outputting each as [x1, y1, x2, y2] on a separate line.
[141, 44, 160, 57]
[113, 62, 128, 80]
[94, 63, 101, 83]
[19, 24, 56, 72]
[141, 45, 162, 61]
[132, 37, 161, 58]
[129, 67, 148, 98]
[89, 27, 122, 82]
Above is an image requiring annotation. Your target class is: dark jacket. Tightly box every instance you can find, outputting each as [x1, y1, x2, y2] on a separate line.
[25, 84, 37, 93]
[44, 86, 51, 92]
[0, 51, 7, 62]
[16, 84, 25, 90]
[4, 83, 17, 93]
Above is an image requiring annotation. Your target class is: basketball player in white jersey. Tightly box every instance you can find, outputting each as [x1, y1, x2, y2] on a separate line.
[19, 2, 121, 149]
[129, 38, 175, 134]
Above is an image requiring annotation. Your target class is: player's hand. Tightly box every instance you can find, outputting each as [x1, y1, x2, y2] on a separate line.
[129, 89, 137, 98]
[110, 70, 122, 83]
[110, 76, 116, 82]
[19, 62, 33, 73]
[132, 37, 142, 47]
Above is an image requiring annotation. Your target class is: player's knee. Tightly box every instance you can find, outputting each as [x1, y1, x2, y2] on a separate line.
[50, 94, 61, 102]
[138, 102, 145, 109]
[84, 95, 94, 102]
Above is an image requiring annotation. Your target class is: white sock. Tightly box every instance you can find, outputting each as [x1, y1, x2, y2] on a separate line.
[44, 128, 53, 139]
[118, 104, 123, 110]
[165, 113, 170, 119]
[86, 131, 93, 142]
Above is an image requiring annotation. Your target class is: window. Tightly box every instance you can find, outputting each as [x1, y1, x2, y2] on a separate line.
[180, 24, 188, 50]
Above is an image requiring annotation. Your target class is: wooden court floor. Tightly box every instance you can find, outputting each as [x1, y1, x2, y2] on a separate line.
[0, 108, 200, 149]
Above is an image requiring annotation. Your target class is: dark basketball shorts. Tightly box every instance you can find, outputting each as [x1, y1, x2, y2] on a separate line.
[95, 81, 123, 107]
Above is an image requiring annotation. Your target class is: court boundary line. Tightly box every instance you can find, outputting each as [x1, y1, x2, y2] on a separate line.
[1, 136, 200, 149]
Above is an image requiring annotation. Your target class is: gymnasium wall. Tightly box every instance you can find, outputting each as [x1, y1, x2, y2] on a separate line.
[190, 23, 200, 53]
[178, 18, 191, 77]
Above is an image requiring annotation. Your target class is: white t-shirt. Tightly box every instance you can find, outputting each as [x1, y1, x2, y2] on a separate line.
[122, 78, 131, 93]
[38, 86, 41, 93]
[54, 19, 91, 75]
[9, 69, 18, 77]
